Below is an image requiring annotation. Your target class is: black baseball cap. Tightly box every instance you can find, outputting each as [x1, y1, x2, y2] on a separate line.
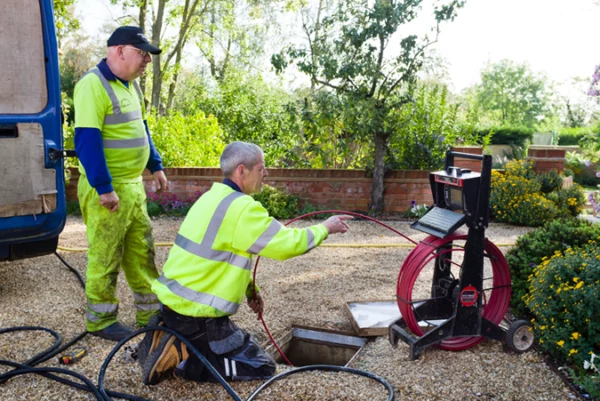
[107, 26, 161, 55]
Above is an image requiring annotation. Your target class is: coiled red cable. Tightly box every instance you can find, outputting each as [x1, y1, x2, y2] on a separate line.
[396, 233, 511, 350]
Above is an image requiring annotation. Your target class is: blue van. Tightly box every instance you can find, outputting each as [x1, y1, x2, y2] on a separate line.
[0, 0, 66, 260]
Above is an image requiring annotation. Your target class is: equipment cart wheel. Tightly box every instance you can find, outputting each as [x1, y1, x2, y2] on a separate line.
[506, 320, 534, 353]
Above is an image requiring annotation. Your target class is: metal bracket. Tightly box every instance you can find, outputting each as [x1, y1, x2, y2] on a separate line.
[48, 148, 76, 161]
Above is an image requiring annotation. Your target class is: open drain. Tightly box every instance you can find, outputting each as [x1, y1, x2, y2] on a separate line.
[265, 326, 367, 367]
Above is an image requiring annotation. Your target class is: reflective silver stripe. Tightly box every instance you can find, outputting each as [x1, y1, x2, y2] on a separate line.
[135, 303, 160, 311]
[175, 233, 250, 270]
[86, 68, 121, 115]
[103, 136, 148, 149]
[104, 109, 143, 125]
[133, 81, 143, 102]
[133, 292, 159, 303]
[247, 219, 282, 255]
[174, 191, 251, 270]
[157, 274, 240, 314]
[305, 228, 316, 252]
[87, 303, 118, 314]
[86, 310, 100, 322]
[232, 360, 237, 377]
[202, 192, 245, 246]
[224, 358, 230, 377]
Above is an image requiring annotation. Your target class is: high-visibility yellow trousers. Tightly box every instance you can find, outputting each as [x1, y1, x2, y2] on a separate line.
[78, 177, 160, 332]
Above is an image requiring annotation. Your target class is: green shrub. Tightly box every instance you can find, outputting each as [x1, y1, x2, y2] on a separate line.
[66, 200, 81, 216]
[536, 169, 563, 194]
[557, 127, 592, 146]
[252, 185, 300, 219]
[473, 125, 534, 146]
[505, 218, 600, 317]
[490, 170, 559, 226]
[565, 151, 599, 186]
[491, 160, 585, 226]
[525, 242, 600, 399]
[146, 192, 199, 217]
[503, 159, 537, 180]
[546, 184, 586, 217]
[147, 110, 226, 167]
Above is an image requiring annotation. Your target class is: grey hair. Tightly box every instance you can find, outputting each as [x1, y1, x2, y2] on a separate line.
[220, 141, 264, 177]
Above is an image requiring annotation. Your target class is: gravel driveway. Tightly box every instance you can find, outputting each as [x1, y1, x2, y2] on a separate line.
[0, 216, 578, 400]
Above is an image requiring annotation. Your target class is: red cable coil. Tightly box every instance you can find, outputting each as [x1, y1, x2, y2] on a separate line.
[396, 233, 511, 351]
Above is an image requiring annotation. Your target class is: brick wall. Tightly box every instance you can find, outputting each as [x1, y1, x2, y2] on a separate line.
[451, 146, 484, 172]
[66, 167, 431, 213]
[65, 146, 564, 213]
[527, 146, 566, 173]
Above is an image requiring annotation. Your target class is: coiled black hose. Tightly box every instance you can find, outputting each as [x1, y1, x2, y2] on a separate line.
[0, 244, 396, 400]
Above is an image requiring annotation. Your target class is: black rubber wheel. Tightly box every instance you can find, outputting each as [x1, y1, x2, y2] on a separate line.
[506, 320, 534, 353]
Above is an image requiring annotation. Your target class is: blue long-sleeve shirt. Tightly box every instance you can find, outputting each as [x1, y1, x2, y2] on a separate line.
[74, 60, 163, 195]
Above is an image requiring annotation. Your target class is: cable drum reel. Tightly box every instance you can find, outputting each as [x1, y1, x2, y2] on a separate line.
[388, 151, 535, 360]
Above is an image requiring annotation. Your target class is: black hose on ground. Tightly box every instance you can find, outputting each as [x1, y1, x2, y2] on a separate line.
[247, 364, 395, 401]
[0, 243, 397, 400]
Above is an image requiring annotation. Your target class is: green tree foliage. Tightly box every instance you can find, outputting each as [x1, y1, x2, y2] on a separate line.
[59, 35, 102, 124]
[286, 91, 371, 169]
[176, 69, 301, 167]
[147, 110, 226, 167]
[474, 59, 552, 127]
[53, 0, 80, 45]
[272, 0, 464, 213]
[252, 185, 301, 219]
[388, 84, 458, 170]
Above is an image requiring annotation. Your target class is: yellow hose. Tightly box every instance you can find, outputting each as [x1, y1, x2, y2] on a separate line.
[57, 242, 516, 252]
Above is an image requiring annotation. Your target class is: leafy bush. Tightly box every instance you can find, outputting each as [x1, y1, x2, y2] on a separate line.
[546, 184, 587, 217]
[388, 84, 459, 170]
[505, 218, 600, 316]
[147, 111, 225, 167]
[525, 242, 600, 399]
[252, 185, 300, 219]
[146, 192, 200, 217]
[473, 125, 534, 146]
[402, 200, 429, 218]
[490, 170, 558, 226]
[503, 158, 536, 180]
[490, 160, 585, 226]
[66, 200, 81, 216]
[557, 126, 592, 146]
[537, 169, 563, 194]
[565, 151, 599, 186]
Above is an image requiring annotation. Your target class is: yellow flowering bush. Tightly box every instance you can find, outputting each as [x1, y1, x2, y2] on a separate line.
[506, 218, 600, 316]
[525, 242, 600, 398]
[491, 160, 585, 226]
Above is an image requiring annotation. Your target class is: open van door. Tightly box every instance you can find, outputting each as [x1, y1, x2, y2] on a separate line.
[0, 0, 66, 260]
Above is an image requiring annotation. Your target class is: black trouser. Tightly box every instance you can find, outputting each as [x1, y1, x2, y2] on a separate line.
[161, 306, 276, 382]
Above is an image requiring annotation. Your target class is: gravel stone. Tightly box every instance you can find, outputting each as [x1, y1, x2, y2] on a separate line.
[0, 217, 574, 400]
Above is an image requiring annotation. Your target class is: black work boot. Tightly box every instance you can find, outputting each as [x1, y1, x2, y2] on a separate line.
[89, 322, 134, 342]
[138, 314, 165, 366]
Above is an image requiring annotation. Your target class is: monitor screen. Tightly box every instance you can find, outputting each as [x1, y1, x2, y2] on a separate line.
[445, 185, 464, 210]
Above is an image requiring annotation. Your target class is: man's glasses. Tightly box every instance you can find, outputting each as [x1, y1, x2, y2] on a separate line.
[123, 45, 150, 58]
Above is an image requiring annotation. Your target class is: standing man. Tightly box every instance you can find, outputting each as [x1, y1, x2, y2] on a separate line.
[138, 141, 351, 385]
[74, 26, 168, 341]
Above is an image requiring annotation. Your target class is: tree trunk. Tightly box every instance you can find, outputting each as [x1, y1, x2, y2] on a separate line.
[138, 0, 148, 108]
[151, 0, 167, 112]
[166, 52, 183, 111]
[371, 130, 387, 214]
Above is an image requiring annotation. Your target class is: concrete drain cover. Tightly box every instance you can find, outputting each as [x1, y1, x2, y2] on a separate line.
[265, 326, 367, 367]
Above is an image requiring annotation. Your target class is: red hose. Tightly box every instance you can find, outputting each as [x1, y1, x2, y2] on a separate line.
[253, 210, 417, 366]
[396, 233, 511, 350]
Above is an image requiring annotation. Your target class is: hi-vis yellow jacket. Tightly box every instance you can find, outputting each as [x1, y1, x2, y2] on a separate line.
[152, 183, 329, 318]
